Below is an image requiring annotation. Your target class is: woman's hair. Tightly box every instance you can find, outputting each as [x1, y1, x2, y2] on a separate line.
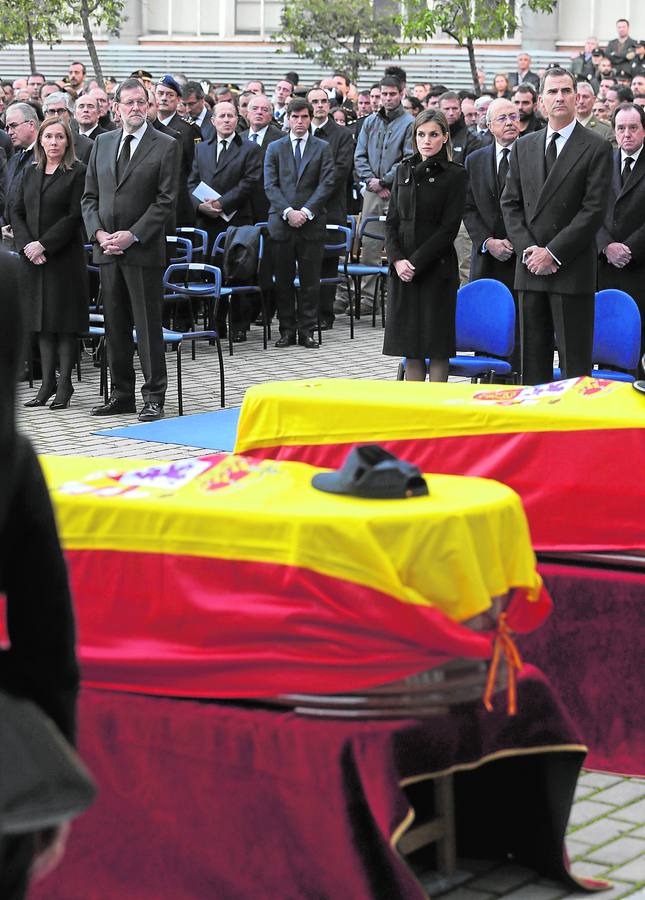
[33, 116, 76, 170]
[403, 96, 423, 114]
[494, 73, 510, 93]
[412, 109, 452, 160]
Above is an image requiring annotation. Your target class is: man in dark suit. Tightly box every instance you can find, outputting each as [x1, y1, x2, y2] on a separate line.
[75, 94, 108, 140]
[507, 53, 541, 90]
[501, 67, 613, 384]
[307, 86, 354, 330]
[155, 74, 202, 227]
[264, 98, 335, 348]
[82, 78, 181, 421]
[187, 100, 263, 341]
[88, 87, 117, 132]
[597, 103, 645, 377]
[183, 81, 215, 141]
[245, 94, 283, 223]
[464, 98, 521, 371]
[512, 84, 546, 134]
[42, 92, 93, 164]
[2, 102, 38, 234]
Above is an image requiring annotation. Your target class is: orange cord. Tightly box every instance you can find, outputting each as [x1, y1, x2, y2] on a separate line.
[483, 613, 524, 716]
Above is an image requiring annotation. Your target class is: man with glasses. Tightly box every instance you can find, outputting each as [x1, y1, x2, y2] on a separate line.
[2, 102, 39, 238]
[464, 98, 522, 370]
[82, 77, 180, 421]
[42, 92, 93, 163]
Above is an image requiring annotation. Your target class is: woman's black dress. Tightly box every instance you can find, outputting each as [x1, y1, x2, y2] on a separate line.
[383, 150, 468, 359]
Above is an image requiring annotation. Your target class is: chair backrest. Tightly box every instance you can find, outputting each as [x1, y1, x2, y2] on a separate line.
[176, 227, 208, 259]
[593, 289, 641, 372]
[212, 227, 264, 282]
[324, 224, 352, 256]
[166, 235, 192, 264]
[163, 263, 221, 295]
[455, 279, 515, 357]
[359, 214, 387, 243]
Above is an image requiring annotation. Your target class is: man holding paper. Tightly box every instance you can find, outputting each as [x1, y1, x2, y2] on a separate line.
[188, 101, 263, 340]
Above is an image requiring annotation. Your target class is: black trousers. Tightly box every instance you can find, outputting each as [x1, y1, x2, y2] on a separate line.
[519, 290, 594, 385]
[272, 235, 324, 337]
[100, 262, 167, 404]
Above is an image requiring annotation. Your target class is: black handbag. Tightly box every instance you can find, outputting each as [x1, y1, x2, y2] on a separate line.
[1, 690, 96, 835]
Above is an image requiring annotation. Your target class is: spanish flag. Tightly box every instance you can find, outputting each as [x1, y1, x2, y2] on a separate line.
[43, 454, 550, 702]
[234, 377, 645, 552]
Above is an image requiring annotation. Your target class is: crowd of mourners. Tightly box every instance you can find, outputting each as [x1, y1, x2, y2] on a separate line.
[1, 15, 644, 421]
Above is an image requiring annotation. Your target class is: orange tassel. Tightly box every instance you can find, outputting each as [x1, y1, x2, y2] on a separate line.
[483, 613, 524, 716]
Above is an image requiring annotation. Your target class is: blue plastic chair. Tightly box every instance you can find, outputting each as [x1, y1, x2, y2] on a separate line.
[293, 224, 354, 343]
[165, 235, 193, 264]
[345, 215, 389, 328]
[553, 289, 641, 382]
[162, 263, 225, 406]
[176, 227, 208, 262]
[212, 229, 267, 355]
[396, 279, 516, 382]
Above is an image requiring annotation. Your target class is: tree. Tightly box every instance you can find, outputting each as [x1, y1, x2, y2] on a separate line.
[0, 0, 60, 73]
[274, 0, 409, 84]
[59, 0, 125, 89]
[403, 0, 558, 95]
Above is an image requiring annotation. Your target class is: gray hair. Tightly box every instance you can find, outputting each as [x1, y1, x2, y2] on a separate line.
[6, 102, 40, 126]
[486, 97, 516, 125]
[44, 91, 73, 113]
[474, 94, 494, 111]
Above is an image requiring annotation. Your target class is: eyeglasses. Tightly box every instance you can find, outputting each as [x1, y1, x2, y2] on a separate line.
[120, 99, 148, 109]
[6, 120, 28, 130]
[491, 113, 520, 124]
[45, 108, 68, 116]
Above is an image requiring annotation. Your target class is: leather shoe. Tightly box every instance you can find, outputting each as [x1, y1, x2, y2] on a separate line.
[139, 401, 164, 422]
[275, 335, 296, 348]
[91, 396, 136, 416]
[298, 334, 319, 349]
[320, 318, 334, 331]
[232, 330, 247, 343]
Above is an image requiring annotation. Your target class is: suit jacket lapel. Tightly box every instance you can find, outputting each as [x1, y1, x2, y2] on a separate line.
[215, 137, 239, 174]
[611, 150, 622, 197]
[116, 125, 156, 190]
[532, 124, 586, 220]
[619, 148, 645, 198]
[296, 136, 313, 182]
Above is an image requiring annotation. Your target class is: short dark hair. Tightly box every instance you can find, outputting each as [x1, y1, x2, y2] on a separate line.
[384, 65, 407, 85]
[379, 75, 402, 92]
[438, 90, 459, 104]
[458, 90, 477, 101]
[286, 97, 312, 117]
[29, 72, 45, 81]
[69, 60, 86, 73]
[615, 86, 634, 103]
[616, 18, 629, 26]
[539, 67, 576, 95]
[370, 83, 381, 92]
[284, 71, 299, 86]
[404, 96, 423, 113]
[515, 82, 537, 101]
[115, 78, 147, 102]
[333, 71, 350, 87]
[611, 102, 645, 129]
[358, 90, 371, 98]
[183, 81, 204, 100]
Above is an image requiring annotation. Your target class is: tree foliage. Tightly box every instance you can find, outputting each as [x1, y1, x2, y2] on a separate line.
[403, 0, 558, 94]
[0, 0, 61, 71]
[274, 0, 409, 83]
[58, 0, 125, 88]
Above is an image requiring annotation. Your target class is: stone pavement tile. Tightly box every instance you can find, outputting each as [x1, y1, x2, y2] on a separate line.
[566, 838, 591, 859]
[560, 883, 639, 900]
[622, 888, 645, 899]
[612, 799, 645, 824]
[568, 800, 616, 828]
[592, 782, 645, 807]
[610, 856, 645, 882]
[574, 783, 596, 801]
[587, 836, 645, 865]
[569, 861, 610, 879]
[577, 773, 624, 791]
[630, 826, 645, 838]
[571, 818, 636, 846]
[468, 863, 534, 893]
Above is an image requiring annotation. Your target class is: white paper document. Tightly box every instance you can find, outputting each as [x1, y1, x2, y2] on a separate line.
[192, 181, 236, 222]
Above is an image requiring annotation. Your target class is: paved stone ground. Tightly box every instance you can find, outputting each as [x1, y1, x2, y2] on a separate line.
[17, 314, 644, 898]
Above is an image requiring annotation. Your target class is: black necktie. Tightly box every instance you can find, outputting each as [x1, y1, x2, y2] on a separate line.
[294, 138, 302, 168]
[116, 134, 133, 183]
[622, 156, 634, 187]
[497, 147, 510, 193]
[218, 139, 228, 161]
[545, 132, 560, 176]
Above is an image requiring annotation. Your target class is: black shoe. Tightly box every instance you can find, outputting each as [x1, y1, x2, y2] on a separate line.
[232, 330, 247, 343]
[90, 396, 137, 416]
[24, 384, 57, 408]
[139, 401, 164, 422]
[298, 334, 319, 349]
[320, 318, 334, 331]
[50, 383, 74, 410]
[275, 334, 296, 348]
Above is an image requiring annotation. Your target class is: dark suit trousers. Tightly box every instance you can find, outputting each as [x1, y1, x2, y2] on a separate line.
[100, 262, 167, 403]
[273, 234, 324, 336]
[519, 291, 594, 384]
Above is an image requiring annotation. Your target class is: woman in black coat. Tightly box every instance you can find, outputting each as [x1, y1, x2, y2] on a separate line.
[0, 248, 80, 898]
[12, 116, 89, 410]
[383, 109, 468, 381]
